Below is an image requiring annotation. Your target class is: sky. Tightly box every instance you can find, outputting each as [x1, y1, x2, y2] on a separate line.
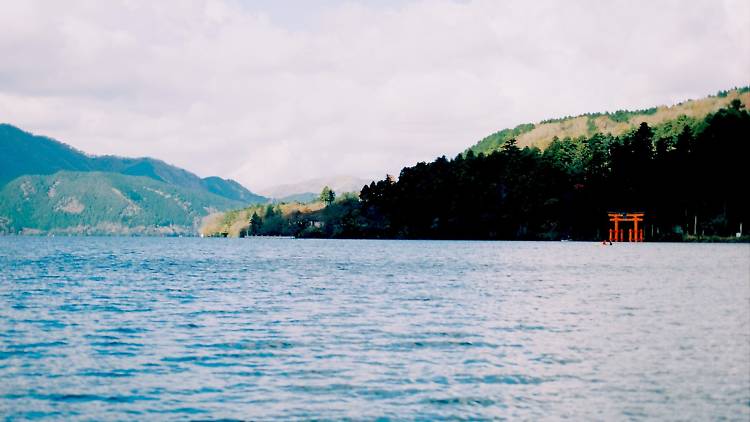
[1, 0, 748, 193]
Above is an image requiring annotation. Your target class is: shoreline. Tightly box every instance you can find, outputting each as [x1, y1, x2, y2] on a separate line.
[2, 232, 748, 243]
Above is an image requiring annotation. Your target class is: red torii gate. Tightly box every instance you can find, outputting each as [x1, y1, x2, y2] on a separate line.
[608, 212, 645, 242]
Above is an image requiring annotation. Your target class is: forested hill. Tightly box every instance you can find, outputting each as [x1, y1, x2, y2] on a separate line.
[0, 124, 268, 235]
[357, 98, 750, 240]
[469, 87, 750, 155]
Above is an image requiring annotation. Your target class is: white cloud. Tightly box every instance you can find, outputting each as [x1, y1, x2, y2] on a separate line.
[0, 0, 748, 190]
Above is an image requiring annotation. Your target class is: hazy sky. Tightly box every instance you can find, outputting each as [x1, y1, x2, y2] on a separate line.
[1, 0, 748, 191]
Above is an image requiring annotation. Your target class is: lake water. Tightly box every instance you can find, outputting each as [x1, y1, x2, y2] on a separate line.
[0, 238, 748, 420]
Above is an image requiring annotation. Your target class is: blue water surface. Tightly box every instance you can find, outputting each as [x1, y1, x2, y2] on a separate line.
[1, 237, 748, 420]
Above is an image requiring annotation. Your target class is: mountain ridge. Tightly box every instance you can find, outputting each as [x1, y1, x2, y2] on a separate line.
[0, 124, 268, 235]
[0, 123, 267, 204]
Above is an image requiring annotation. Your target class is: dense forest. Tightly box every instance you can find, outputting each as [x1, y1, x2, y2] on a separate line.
[232, 100, 749, 241]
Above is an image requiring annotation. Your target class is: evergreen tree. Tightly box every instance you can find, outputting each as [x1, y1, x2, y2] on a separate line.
[320, 186, 336, 206]
[249, 211, 262, 235]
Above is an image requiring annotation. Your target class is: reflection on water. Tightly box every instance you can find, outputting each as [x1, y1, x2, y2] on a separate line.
[1, 238, 748, 419]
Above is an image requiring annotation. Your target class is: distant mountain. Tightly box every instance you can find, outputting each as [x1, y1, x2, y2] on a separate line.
[0, 124, 267, 204]
[261, 175, 372, 202]
[469, 87, 750, 155]
[201, 176, 267, 203]
[0, 124, 267, 235]
[275, 192, 318, 204]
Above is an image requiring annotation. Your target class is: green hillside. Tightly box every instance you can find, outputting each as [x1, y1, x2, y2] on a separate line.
[469, 86, 750, 155]
[0, 171, 244, 235]
[0, 123, 267, 204]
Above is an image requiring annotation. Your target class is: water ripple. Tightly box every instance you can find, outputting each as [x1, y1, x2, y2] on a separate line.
[0, 237, 748, 420]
